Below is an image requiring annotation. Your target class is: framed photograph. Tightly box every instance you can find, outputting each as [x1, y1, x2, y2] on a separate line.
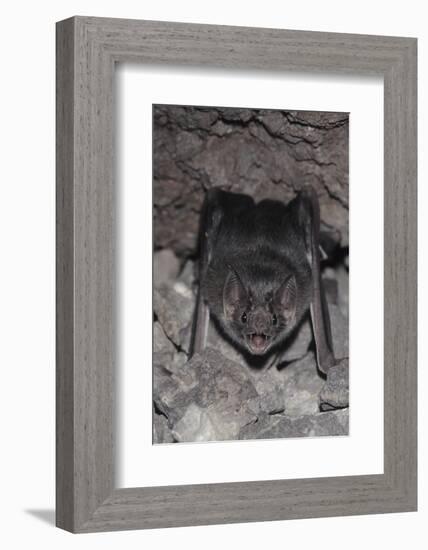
[56, 16, 417, 532]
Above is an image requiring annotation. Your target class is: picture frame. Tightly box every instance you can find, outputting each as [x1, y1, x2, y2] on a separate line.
[56, 16, 417, 533]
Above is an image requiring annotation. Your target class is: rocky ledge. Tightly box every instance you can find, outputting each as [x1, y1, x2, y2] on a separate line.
[153, 252, 349, 444]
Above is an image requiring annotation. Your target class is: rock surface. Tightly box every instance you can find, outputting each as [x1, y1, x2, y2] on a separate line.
[152, 248, 349, 443]
[154, 105, 349, 257]
[239, 409, 349, 440]
[154, 348, 259, 442]
[280, 353, 326, 416]
[153, 281, 195, 352]
[319, 358, 350, 411]
[329, 304, 349, 360]
[153, 408, 175, 444]
[280, 319, 313, 363]
[153, 249, 180, 288]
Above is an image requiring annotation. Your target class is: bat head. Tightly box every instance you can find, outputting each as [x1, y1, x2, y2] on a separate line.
[222, 266, 297, 355]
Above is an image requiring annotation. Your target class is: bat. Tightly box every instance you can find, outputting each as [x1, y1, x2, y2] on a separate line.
[191, 187, 337, 374]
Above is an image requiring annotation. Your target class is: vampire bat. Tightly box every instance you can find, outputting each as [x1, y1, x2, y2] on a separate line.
[191, 187, 337, 374]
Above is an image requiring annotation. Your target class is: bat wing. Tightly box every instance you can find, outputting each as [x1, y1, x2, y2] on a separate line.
[191, 189, 254, 355]
[297, 188, 336, 374]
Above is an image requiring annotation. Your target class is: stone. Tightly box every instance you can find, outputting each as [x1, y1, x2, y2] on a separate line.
[239, 409, 349, 440]
[329, 303, 349, 359]
[280, 352, 325, 416]
[178, 259, 196, 289]
[154, 347, 258, 442]
[152, 363, 190, 422]
[248, 371, 286, 415]
[280, 318, 313, 363]
[319, 358, 349, 411]
[153, 321, 187, 376]
[153, 348, 188, 377]
[153, 281, 194, 351]
[153, 344, 348, 443]
[335, 263, 349, 318]
[153, 249, 180, 288]
[243, 351, 325, 417]
[153, 321, 175, 354]
[172, 404, 218, 442]
[207, 322, 248, 367]
[153, 411, 174, 444]
[173, 401, 256, 443]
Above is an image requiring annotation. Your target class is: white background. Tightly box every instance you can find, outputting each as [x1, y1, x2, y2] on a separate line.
[0, 1, 425, 549]
[118, 67, 384, 487]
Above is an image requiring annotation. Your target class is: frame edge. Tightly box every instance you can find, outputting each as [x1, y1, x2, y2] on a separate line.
[55, 16, 418, 533]
[56, 16, 76, 532]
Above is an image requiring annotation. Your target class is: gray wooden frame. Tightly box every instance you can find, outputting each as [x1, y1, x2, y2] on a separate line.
[56, 16, 417, 533]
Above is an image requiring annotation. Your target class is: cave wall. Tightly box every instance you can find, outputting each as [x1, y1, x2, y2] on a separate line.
[153, 104, 349, 258]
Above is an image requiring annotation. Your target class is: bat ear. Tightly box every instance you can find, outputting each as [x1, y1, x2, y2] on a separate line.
[223, 267, 247, 320]
[275, 275, 297, 323]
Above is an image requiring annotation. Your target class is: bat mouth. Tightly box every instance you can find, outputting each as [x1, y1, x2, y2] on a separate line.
[246, 333, 271, 355]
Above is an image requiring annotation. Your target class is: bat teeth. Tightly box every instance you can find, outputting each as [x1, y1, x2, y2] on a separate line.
[249, 333, 270, 340]
[246, 332, 272, 355]
[249, 333, 270, 347]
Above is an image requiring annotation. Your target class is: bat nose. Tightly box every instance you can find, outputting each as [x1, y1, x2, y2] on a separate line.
[252, 309, 269, 333]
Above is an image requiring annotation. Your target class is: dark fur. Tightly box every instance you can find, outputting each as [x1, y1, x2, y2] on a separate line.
[201, 190, 313, 356]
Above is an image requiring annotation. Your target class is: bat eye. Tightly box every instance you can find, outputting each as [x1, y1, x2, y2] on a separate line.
[241, 312, 247, 323]
[272, 314, 278, 326]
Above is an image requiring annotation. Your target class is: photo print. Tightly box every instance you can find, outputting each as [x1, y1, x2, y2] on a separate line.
[152, 104, 349, 444]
